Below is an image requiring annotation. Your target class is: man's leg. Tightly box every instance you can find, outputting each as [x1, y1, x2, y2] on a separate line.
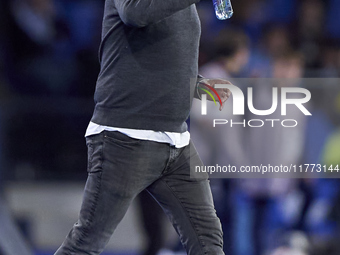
[147, 141, 224, 255]
[55, 131, 170, 255]
[138, 190, 165, 255]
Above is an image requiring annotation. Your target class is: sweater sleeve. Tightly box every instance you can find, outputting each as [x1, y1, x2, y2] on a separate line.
[114, 0, 200, 27]
[194, 74, 205, 99]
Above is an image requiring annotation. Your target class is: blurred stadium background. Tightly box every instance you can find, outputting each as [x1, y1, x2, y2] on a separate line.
[0, 0, 340, 255]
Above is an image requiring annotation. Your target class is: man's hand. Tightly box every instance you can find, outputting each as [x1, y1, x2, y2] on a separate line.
[198, 78, 232, 111]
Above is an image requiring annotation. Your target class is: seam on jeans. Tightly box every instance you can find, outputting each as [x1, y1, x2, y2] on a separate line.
[161, 146, 172, 174]
[161, 146, 186, 176]
[160, 179, 208, 255]
[76, 140, 104, 247]
[87, 143, 94, 172]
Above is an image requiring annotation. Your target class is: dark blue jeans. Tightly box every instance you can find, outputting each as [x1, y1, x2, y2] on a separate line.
[55, 131, 224, 255]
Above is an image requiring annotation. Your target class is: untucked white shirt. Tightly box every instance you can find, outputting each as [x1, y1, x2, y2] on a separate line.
[85, 122, 190, 148]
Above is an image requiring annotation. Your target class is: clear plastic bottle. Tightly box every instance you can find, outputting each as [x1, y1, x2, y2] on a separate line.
[212, 0, 233, 20]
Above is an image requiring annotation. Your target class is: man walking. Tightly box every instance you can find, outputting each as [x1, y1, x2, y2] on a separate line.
[55, 0, 230, 254]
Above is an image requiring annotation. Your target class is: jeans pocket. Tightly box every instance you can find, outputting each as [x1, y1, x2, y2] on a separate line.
[103, 131, 141, 145]
[87, 142, 94, 173]
[86, 136, 103, 174]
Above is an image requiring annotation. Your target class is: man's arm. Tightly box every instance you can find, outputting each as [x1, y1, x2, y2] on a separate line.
[194, 75, 205, 99]
[114, 0, 200, 27]
[195, 77, 232, 111]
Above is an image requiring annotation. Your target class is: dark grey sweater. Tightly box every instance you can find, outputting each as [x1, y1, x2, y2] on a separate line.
[91, 0, 201, 132]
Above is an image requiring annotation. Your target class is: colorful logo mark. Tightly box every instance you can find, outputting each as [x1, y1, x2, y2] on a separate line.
[198, 83, 222, 107]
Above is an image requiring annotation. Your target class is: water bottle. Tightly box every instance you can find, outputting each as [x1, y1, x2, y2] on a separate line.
[212, 0, 233, 20]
